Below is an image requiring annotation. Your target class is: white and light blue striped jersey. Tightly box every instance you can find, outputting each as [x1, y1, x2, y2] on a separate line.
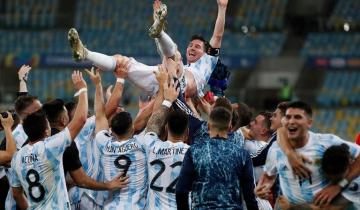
[95, 130, 148, 210]
[265, 131, 360, 205]
[243, 140, 273, 210]
[244, 140, 268, 182]
[5, 169, 18, 210]
[68, 116, 104, 206]
[342, 176, 360, 206]
[5, 124, 28, 210]
[12, 124, 28, 150]
[144, 132, 190, 210]
[9, 128, 72, 210]
[186, 53, 219, 97]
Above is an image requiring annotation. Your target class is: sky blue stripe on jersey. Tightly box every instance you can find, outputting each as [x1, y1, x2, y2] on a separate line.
[276, 149, 297, 203]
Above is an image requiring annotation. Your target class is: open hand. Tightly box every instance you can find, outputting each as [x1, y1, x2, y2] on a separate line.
[85, 67, 101, 85]
[107, 174, 130, 191]
[18, 65, 31, 82]
[71, 71, 87, 90]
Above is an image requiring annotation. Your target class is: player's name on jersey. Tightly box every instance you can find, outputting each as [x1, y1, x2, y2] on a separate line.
[105, 142, 139, 153]
[152, 147, 187, 156]
[21, 154, 39, 164]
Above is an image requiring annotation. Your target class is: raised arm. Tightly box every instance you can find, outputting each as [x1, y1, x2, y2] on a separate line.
[67, 71, 88, 140]
[133, 98, 155, 133]
[209, 0, 228, 49]
[0, 112, 15, 164]
[17, 65, 31, 95]
[85, 68, 109, 134]
[105, 59, 128, 118]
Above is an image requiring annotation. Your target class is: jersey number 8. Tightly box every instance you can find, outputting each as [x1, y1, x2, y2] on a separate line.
[26, 169, 45, 202]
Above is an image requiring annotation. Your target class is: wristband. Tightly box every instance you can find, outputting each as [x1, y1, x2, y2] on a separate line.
[338, 178, 349, 189]
[116, 78, 125, 84]
[74, 88, 87, 97]
[162, 100, 172, 108]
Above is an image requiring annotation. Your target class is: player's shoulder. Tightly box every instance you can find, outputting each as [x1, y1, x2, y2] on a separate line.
[311, 131, 346, 145]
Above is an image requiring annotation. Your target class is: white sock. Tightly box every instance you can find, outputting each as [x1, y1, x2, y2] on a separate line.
[156, 31, 176, 58]
[154, 39, 164, 58]
[86, 50, 116, 71]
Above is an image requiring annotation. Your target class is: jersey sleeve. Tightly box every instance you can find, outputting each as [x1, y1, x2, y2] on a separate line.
[9, 157, 21, 187]
[95, 130, 111, 152]
[75, 116, 96, 144]
[264, 143, 279, 176]
[44, 127, 72, 160]
[137, 132, 159, 150]
[189, 54, 219, 97]
[322, 134, 360, 158]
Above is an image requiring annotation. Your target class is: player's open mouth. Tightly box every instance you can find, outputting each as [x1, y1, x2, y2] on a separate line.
[288, 127, 298, 134]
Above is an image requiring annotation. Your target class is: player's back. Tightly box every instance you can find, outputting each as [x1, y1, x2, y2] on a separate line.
[147, 140, 190, 210]
[10, 129, 72, 210]
[95, 130, 147, 210]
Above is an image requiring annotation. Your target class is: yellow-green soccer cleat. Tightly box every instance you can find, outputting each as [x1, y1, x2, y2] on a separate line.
[68, 28, 87, 61]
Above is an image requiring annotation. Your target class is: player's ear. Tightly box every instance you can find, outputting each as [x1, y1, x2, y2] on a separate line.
[45, 127, 51, 138]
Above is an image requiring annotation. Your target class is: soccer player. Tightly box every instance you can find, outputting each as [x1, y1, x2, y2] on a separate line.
[278, 144, 360, 209]
[245, 112, 272, 179]
[12, 95, 42, 149]
[91, 68, 148, 209]
[9, 71, 88, 210]
[255, 101, 360, 208]
[142, 65, 188, 209]
[176, 106, 259, 210]
[41, 98, 129, 208]
[69, 66, 129, 210]
[67, 0, 228, 98]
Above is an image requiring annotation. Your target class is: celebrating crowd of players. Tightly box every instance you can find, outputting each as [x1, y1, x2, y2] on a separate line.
[1, 0, 360, 209]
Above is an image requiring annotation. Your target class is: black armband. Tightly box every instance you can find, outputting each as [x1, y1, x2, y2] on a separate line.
[207, 47, 220, 56]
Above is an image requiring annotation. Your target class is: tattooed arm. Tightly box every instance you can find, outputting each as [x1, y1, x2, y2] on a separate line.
[146, 65, 179, 136]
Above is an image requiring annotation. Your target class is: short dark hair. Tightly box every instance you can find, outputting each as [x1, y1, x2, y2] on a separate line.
[14, 95, 38, 115]
[233, 102, 252, 129]
[214, 97, 232, 112]
[111, 112, 133, 136]
[23, 110, 48, 142]
[286, 101, 312, 117]
[65, 101, 76, 113]
[258, 111, 272, 130]
[209, 107, 232, 131]
[277, 101, 289, 116]
[42, 99, 66, 124]
[321, 144, 350, 177]
[190, 35, 210, 52]
[167, 110, 188, 137]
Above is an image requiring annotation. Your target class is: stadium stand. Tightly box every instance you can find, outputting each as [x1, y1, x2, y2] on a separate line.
[316, 70, 360, 106]
[3, 0, 57, 28]
[301, 33, 360, 57]
[327, 0, 360, 30]
[233, 0, 288, 30]
[313, 108, 360, 141]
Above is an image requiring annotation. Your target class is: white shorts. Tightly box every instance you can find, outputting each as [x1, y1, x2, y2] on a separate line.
[127, 58, 159, 96]
[127, 54, 218, 97]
